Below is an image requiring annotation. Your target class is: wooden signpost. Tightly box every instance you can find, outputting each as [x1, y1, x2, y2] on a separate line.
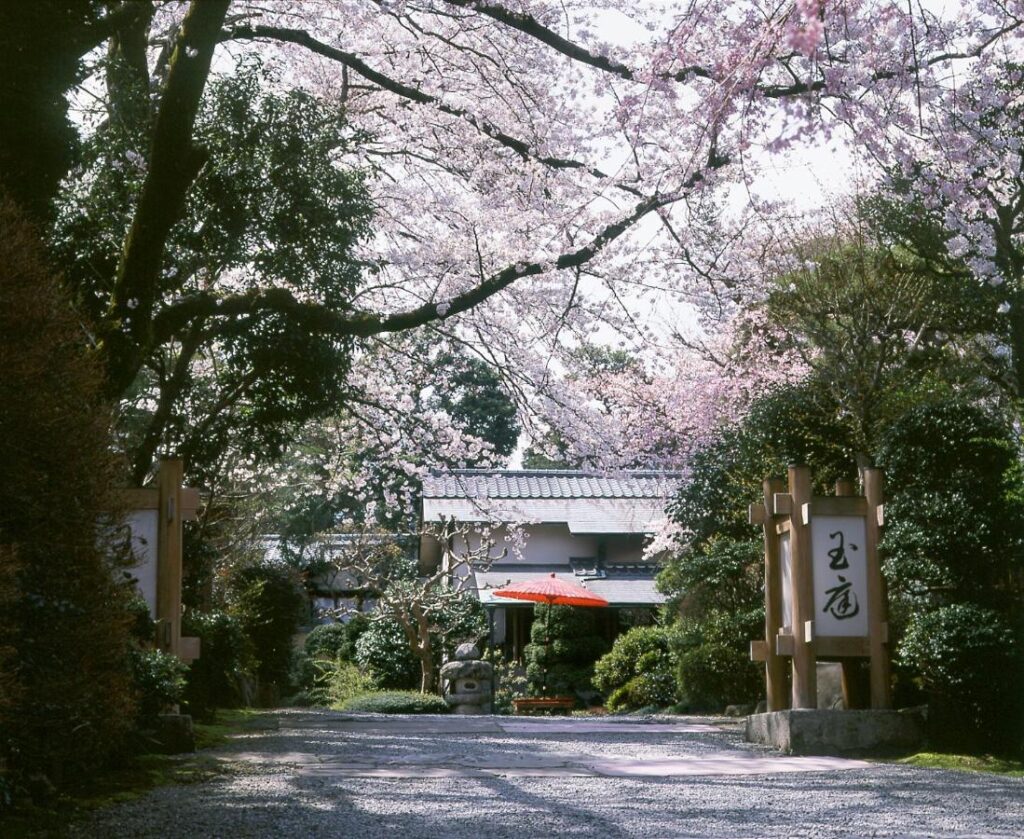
[121, 458, 202, 661]
[749, 466, 891, 710]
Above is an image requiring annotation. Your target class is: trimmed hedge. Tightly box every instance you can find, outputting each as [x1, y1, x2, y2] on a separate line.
[338, 690, 449, 714]
[593, 625, 678, 712]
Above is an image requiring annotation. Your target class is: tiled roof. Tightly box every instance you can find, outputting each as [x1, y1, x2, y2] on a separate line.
[423, 469, 681, 501]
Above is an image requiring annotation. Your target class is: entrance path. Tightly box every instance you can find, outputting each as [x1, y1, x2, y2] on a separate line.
[71, 709, 1023, 838]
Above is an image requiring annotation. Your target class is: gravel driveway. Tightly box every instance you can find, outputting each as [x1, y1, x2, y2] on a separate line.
[70, 710, 1023, 838]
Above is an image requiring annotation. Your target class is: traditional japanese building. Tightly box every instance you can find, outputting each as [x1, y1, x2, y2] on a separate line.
[419, 469, 680, 658]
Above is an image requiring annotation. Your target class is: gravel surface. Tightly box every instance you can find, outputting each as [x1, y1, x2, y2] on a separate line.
[68, 709, 1024, 838]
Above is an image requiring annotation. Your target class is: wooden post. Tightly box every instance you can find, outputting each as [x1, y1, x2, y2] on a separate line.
[788, 465, 817, 709]
[835, 478, 866, 709]
[862, 467, 892, 709]
[157, 458, 184, 657]
[762, 478, 789, 711]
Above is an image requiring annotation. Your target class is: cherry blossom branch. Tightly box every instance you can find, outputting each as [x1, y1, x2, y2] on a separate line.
[152, 189, 683, 345]
[224, 23, 630, 187]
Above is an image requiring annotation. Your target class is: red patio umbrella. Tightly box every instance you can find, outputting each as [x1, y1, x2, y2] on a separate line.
[493, 573, 608, 694]
[492, 572, 609, 608]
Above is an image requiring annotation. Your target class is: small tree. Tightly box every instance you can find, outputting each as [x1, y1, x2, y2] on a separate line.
[877, 401, 1024, 752]
[524, 605, 609, 698]
[332, 521, 496, 693]
[223, 563, 307, 700]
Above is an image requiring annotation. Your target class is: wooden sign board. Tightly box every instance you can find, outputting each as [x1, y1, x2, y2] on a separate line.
[749, 467, 891, 711]
[810, 515, 869, 638]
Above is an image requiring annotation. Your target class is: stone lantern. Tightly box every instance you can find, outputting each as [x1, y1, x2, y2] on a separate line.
[440, 643, 493, 714]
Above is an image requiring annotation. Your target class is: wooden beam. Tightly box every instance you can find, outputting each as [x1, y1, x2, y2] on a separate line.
[788, 465, 817, 709]
[862, 467, 893, 709]
[815, 636, 870, 658]
[750, 639, 769, 662]
[762, 477, 789, 710]
[121, 487, 158, 509]
[181, 486, 200, 520]
[807, 496, 868, 518]
[748, 502, 767, 525]
[776, 633, 795, 657]
[157, 458, 184, 658]
[773, 492, 793, 515]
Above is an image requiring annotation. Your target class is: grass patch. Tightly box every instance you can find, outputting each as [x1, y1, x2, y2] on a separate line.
[4, 709, 273, 837]
[898, 752, 1024, 776]
[193, 708, 275, 749]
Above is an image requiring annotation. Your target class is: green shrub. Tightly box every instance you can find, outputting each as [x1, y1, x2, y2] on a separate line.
[130, 648, 188, 723]
[484, 650, 527, 715]
[900, 604, 1021, 753]
[524, 604, 609, 697]
[304, 622, 352, 661]
[673, 611, 763, 711]
[225, 563, 306, 689]
[593, 625, 678, 711]
[182, 610, 254, 718]
[325, 660, 376, 708]
[354, 618, 421, 689]
[339, 690, 449, 714]
[0, 198, 137, 787]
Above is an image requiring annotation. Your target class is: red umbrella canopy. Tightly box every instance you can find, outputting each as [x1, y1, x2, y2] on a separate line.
[493, 572, 608, 608]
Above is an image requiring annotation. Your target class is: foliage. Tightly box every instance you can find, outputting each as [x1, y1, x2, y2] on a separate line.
[181, 610, 254, 719]
[483, 650, 528, 715]
[129, 649, 188, 724]
[524, 605, 610, 697]
[354, 617, 423, 690]
[593, 625, 679, 712]
[53, 58, 376, 484]
[426, 351, 521, 462]
[759, 228, 997, 451]
[342, 534, 489, 692]
[673, 611, 765, 711]
[224, 563, 307, 689]
[877, 402, 1024, 753]
[304, 622, 356, 662]
[901, 605, 1021, 754]
[0, 195, 136, 788]
[338, 691, 450, 714]
[324, 661, 376, 709]
[656, 382, 855, 712]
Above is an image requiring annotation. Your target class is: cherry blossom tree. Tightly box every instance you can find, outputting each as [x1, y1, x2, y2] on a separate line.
[23, 0, 1023, 493]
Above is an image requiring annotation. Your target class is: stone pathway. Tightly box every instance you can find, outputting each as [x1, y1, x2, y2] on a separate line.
[69, 710, 1024, 838]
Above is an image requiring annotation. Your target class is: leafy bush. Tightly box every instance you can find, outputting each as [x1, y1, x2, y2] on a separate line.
[182, 610, 254, 718]
[593, 625, 678, 711]
[354, 618, 421, 689]
[225, 563, 307, 690]
[674, 611, 763, 711]
[130, 648, 188, 723]
[900, 604, 1021, 752]
[339, 691, 449, 714]
[878, 402, 1024, 754]
[305, 621, 354, 661]
[524, 605, 609, 697]
[324, 660, 376, 708]
[484, 650, 528, 715]
[0, 196, 136, 787]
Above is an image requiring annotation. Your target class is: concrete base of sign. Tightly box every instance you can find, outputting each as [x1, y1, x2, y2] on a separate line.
[746, 708, 924, 756]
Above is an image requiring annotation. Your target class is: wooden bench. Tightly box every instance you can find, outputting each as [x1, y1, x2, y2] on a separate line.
[512, 696, 576, 715]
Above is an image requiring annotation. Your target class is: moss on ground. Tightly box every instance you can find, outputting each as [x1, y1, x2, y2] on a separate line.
[4, 709, 273, 837]
[898, 752, 1024, 777]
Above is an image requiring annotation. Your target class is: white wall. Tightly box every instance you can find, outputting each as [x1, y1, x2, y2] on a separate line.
[450, 524, 644, 567]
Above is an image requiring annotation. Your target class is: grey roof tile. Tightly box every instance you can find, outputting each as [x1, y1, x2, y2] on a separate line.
[423, 469, 680, 500]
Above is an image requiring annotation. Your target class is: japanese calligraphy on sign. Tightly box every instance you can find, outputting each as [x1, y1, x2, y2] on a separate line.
[811, 516, 869, 636]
